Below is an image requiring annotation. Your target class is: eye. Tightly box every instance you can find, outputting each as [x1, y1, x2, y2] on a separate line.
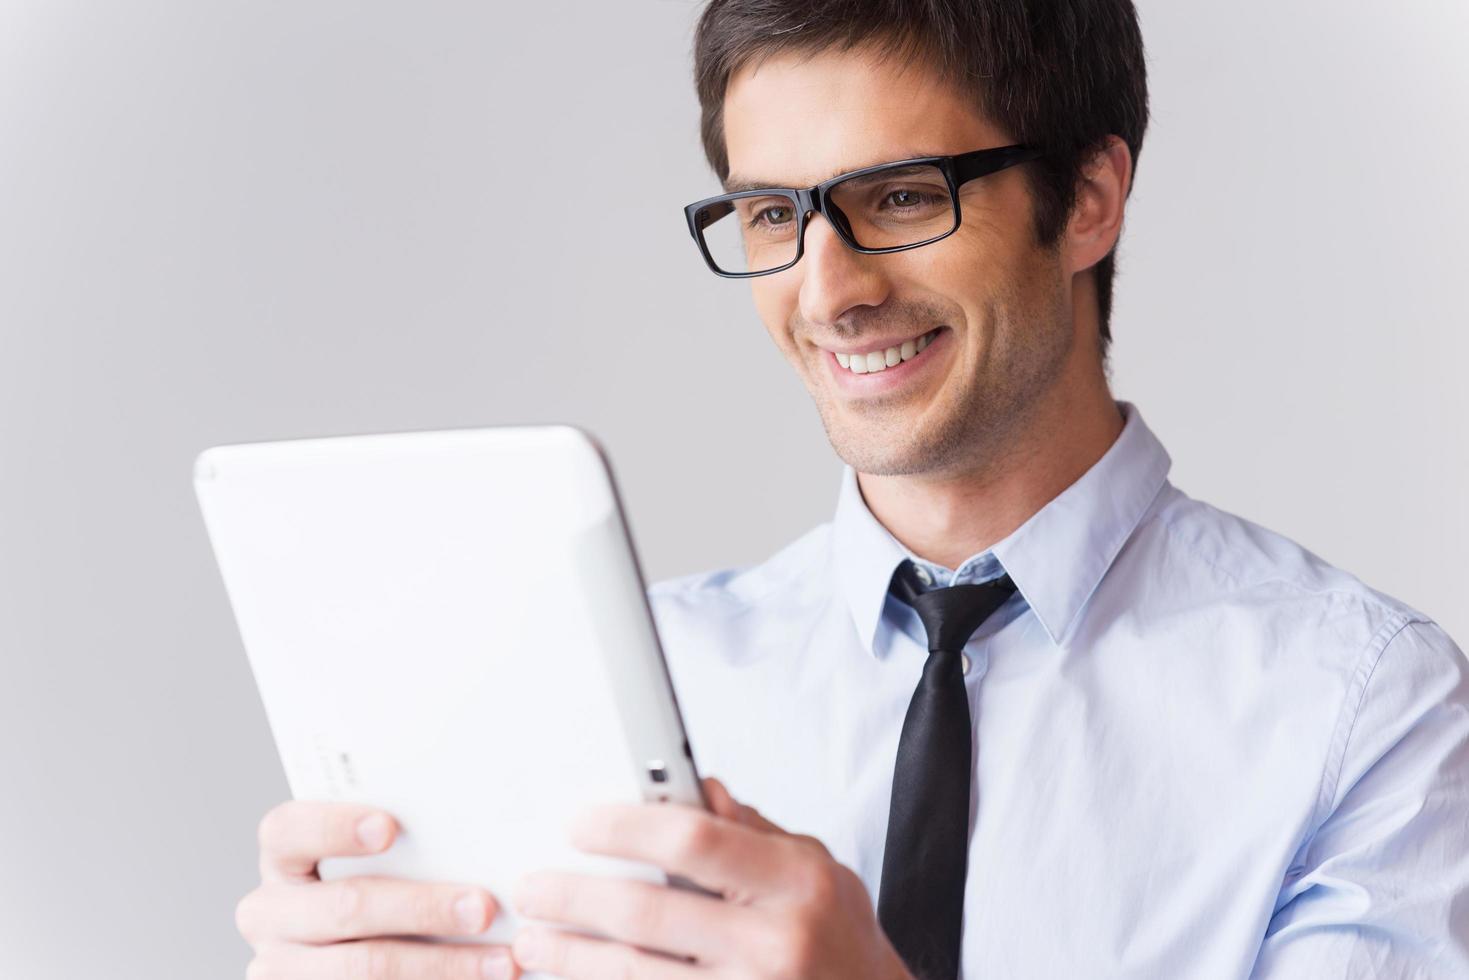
[753, 204, 793, 227]
[885, 187, 939, 209]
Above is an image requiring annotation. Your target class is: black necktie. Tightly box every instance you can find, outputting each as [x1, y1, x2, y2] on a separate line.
[877, 558, 1017, 980]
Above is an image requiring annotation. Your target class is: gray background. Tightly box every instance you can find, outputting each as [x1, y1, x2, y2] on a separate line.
[1, 1, 1464, 976]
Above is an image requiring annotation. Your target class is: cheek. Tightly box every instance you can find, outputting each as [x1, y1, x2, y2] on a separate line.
[750, 278, 802, 353]
[922, 221, 1030, 307]
[893, 239, 993, 316]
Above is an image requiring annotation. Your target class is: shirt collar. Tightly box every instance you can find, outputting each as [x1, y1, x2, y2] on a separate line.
[830, 400, 1172, 654]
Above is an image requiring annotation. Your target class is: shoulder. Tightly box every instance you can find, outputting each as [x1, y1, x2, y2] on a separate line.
[642, 520, 838, 681]
[645, 520, 833, 621]
[1132, 482, 1448, 654]
[1117, 483, 1467, 833]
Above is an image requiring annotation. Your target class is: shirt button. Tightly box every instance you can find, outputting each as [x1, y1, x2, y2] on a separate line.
[961, 653, 972, 674]
[913, 565, 933, 586]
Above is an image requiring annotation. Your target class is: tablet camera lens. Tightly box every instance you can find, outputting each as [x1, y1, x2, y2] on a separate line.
[647, 762, 668, 783]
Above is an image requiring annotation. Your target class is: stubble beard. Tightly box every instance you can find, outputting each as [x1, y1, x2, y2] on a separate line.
[809, 274, 1073, 480]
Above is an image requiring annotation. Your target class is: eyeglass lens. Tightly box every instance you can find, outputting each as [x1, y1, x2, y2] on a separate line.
[698, 163, 957, 275]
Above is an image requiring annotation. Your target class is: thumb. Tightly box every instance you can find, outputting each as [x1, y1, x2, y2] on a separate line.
[702, 776, 786, 834]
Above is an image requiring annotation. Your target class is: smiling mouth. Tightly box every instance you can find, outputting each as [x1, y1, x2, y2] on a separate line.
[832, 328, 942, 375]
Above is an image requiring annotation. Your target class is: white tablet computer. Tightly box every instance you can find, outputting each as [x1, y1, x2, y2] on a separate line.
[194, 425, 706, 945]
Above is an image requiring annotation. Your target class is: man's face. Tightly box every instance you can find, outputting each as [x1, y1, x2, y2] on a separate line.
[721, 48, 1076, 478]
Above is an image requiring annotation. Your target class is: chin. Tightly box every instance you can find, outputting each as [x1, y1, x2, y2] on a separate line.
[822, 420, 931, 477]
[821, 381, 985, 476]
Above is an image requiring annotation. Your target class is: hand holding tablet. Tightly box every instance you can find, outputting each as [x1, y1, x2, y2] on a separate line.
[239, 797, 516, 977]
[195, 426, 708, 975]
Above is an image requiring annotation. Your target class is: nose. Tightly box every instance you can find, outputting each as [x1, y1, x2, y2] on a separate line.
[796, 212, 890, 330]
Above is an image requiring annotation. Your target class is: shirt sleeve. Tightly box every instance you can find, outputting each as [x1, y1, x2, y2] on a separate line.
[1248, 619, 1469, 979]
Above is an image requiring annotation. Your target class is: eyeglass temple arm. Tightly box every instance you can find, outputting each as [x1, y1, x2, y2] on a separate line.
[953, 144, 1042, 185]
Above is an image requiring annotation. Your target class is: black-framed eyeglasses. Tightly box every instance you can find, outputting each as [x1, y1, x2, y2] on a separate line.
[683, 144, 1041, 278]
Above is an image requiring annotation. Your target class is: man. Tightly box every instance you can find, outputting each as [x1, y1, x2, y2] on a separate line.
[234, 1, 1469, 977]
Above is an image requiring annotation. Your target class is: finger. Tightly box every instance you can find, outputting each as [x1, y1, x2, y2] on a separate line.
[248, 938, 518, 980]
[568, 802, 805, 899]
[702, 781, 740, 822]
[513, 870, 760, 963]
[257, 800, 397, 883]
[701, 777, 786, 834]
[512, 924, 698, 980]
[700, 777, 741, 820]
[237, 877, 499, 945]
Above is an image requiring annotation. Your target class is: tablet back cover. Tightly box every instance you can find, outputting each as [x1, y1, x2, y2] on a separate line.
[195, 426, 666, 944]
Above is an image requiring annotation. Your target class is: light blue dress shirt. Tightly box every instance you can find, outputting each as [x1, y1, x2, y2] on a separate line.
[647, 400, 1469, 979]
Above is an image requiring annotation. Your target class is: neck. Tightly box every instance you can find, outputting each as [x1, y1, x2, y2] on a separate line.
[857, 335, 1123, 572]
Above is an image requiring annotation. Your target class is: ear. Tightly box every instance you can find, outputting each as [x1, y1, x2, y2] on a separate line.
[1065, 135, 1133, 275]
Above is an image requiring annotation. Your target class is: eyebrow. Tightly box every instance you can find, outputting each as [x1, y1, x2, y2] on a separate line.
[722, 176, 791, 193]
[722, 151, 943, 193]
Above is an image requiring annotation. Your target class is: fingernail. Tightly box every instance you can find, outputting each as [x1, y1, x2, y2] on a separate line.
[455, 891, 488, 933]
[356, 813, 392, 851]
[481, 947, 515, 980]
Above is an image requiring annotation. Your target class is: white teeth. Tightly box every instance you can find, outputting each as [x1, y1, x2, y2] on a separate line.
[833, 329, 939, 375]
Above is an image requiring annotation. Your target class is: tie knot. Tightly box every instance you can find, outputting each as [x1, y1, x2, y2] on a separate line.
[891, 558, 1017, 653]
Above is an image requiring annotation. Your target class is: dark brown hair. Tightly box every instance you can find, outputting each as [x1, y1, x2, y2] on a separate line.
[692, 0, 1150, 353]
